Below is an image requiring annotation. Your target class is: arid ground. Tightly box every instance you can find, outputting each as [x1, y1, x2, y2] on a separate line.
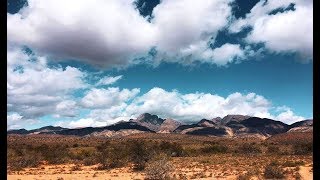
[7, 132, 313, 180]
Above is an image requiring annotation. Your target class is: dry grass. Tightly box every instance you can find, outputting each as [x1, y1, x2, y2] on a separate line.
[7, 133, 313, 179]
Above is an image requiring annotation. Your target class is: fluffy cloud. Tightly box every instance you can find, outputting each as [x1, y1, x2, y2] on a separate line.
[7, 0, 156, 68]
[7, 113, 23, 129]
[54, 100, 77, 118]
[96, 75, 123, 86]
[230, 0, 313, 60]
[55, 118, 108, 129]
[274, 106, 305, 124]
[80, 87, 140, 109]
[151, 0, 232, 53]
[204, 43, 245, 66]
[125, 87, 274, 121]
[7, 47, 87, 119]
[7, 113, 39, 130]
[7, 0, 237, 67]
[9, 83, 306, 128]
[77, 87, 305, 126]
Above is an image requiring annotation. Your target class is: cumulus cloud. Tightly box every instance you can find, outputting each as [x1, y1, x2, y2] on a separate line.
[73, 87, 305, 126]
[7, 113, 39, 130]
[7, 46, 87, 119]
[204, 43, 245, 66]
[55, 118, 108, 129]
[125, 87, 274, 121]
[7, 0, 156, 68]
[7, 0, 239, 67]
[80, 87, 140, 109]
[96, 75, 123, 86]
[7, 113, 23, 129]
[229, 0, 313, 60]
[274, 106, 305, 124]
[151, 0, 232, 53]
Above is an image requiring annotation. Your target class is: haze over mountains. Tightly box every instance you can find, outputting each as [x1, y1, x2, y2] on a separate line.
[8, 113, 313, 138]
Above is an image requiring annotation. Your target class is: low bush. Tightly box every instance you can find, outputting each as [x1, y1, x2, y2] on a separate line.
[237, 143, 262, 154]
[145, 154, 173, 180]
[264, 163, 285, 179]
[293, 142, 312, 155]
[201, 144, 228, 154]
[158, 141, 185, 157]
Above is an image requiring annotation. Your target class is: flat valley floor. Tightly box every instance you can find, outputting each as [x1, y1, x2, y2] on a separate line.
[7, 133, 313, 180]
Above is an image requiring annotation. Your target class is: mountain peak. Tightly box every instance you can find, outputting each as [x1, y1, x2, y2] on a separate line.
[221, 114, 251, 125]
[131, 113, 165, 131]
[135, 113, 164, 125]
[197, 119, 216, 127]
[158, 118, 182, 133]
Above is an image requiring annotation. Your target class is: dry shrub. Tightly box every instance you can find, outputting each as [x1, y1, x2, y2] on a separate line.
[158, 141, 185, 157]
[293, 142, 312, 155]
[237, 168, 261, 180]
[97, 143, 129, 169]
[129, 140, 152, 171]
[201, 144, 228, 154]
[237, 143, 262, 154]
[282, 160, 305, 167]
[145, 154, 173, 180]
[7, 148, 42, 171]
[264, 163, 285, 179]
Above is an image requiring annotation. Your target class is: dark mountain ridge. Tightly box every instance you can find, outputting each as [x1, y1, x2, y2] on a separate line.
[7, 114, 313, 138]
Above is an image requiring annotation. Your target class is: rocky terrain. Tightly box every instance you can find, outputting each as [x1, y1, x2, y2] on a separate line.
[7, 113, 313, 139]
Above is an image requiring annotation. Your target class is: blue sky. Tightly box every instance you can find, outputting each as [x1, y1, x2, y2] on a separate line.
[7, 0, 313, 129]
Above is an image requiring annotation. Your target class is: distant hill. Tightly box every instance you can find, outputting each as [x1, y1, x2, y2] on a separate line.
[158, 118, 183, 133]
[130, 113, 164, 131]
[288, 119, 313, 133]
[7, 114, 313, 138]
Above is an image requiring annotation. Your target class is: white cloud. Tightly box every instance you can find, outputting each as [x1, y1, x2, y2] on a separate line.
[70, 87, 305, 126]
[80, 87, 140, 109]
[7, 0, 157, 68]
[205, 43, 245, 66]
[274, 106, 305, 124]
[152, 0, 232, 53]
[54, 100, 77, 117]
[55, 118, 108, 129]
[7, 47, 87, 119]
[10, 84, 305, 128]
[7, 113, 39, 130]
[230, 0, 313, 60]
[125, 87, 274, 121]
[96, 75, 123, 86]
[7, 0, 236, 67]
[7, 113, 23, 129]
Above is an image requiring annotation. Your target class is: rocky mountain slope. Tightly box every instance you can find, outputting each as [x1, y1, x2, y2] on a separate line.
[7, 113, 313, 138]
[288, 119, 313, 132]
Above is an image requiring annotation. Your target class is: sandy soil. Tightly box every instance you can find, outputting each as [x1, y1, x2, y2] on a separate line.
[7, 163, 241, 180]
[299, 164, 313, 180]
[7, 163, 313, 180]
[8, 164, 145, 180]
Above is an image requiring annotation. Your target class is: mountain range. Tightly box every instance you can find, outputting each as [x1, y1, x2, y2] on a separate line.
[7, 113, 313, 138]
